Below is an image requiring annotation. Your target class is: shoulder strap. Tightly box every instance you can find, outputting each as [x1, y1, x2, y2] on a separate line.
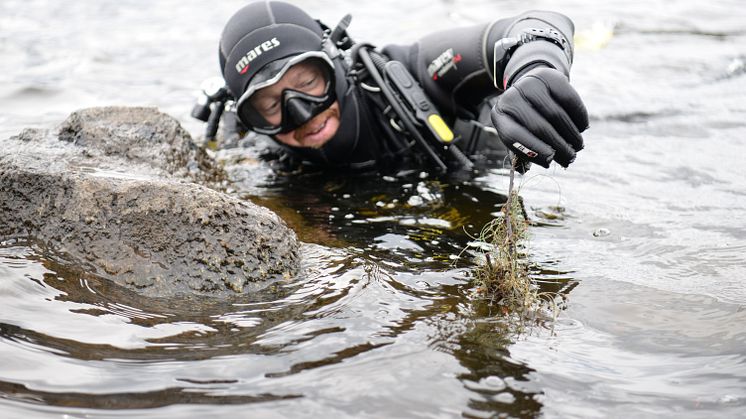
[352, 46, 473, 172]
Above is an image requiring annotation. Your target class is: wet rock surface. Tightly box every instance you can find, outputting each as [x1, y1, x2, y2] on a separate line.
[0, 107, 300, 297]
[57, 106, 222, 185]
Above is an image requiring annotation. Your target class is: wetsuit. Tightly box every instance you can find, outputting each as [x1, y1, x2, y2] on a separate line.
[233, 11, 576, 171]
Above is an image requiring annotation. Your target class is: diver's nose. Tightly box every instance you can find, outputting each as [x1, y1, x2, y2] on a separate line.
[285, 97, 314, 126]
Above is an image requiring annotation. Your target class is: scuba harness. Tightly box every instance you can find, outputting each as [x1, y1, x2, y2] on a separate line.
[351, 44, 473, 172]
[191, 77, 231, 146]
[193, 14, 475, 172]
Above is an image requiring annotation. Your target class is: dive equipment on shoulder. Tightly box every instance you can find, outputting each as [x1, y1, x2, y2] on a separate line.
[385, 61, 454, 144]
[191, 77, 231, 144]
[355, 46, 473, 172]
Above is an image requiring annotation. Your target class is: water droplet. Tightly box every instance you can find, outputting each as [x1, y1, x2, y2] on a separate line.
[407, 195, 424, 206]
[483, 376, 506, 390]
[727, 57, 745, 77]
[720, 394, 740, 403]
[593, 228, 611, 237]
[494, 392, 515, 404]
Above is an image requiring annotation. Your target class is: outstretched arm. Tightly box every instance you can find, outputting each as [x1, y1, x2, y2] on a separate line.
[383, 11, 574, 117]
[383, 11, 588, 169]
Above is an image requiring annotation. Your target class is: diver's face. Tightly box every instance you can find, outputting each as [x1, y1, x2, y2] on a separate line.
[249, 61, 340, 149]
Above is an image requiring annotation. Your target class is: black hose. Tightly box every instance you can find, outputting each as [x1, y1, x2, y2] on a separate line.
[357, 47, 448, 172]
[205, 100, 226, 142]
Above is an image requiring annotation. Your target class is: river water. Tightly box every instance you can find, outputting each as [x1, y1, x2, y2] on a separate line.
[2, 0, 746, 417]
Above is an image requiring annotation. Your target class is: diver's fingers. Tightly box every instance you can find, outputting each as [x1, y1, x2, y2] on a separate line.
[491, 104, 557, 168]
[494, 87, 576, 167]
[516, 73, 585, 153]
[530, 67, 590, 133]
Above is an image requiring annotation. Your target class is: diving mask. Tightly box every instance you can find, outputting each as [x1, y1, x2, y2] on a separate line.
[235, 52, 337, 135]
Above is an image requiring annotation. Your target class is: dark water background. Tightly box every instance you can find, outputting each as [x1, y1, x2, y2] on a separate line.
[2, 0, 746, 417]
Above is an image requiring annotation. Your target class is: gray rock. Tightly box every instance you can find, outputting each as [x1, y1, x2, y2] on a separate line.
[56, 106, 223, 185]
[1, 106, 299, 297]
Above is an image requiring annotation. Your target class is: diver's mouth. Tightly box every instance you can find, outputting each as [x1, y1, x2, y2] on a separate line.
[293, 105, 340, 147]
[306, 119, 327, 136]
[298, 116, 334, 148]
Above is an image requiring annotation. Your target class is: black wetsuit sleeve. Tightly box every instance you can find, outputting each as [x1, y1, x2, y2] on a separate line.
[381, 11, 575, 120]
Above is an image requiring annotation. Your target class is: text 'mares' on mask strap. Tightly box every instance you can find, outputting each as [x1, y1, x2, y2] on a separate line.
[235, 52, 337, 135]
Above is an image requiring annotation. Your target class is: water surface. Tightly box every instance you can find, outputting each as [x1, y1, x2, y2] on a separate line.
[1, 0, 746, 417]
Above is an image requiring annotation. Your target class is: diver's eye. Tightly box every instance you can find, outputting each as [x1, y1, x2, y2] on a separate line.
[262, 100, 281, 116]
[297, 75, 319, 91]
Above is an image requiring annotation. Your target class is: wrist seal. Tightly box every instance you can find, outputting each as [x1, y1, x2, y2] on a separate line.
[493, 27, 571, 90]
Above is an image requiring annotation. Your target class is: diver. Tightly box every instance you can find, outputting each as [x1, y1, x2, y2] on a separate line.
[196, 0, 589, 173]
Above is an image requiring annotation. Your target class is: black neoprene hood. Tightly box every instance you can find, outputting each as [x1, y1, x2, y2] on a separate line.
[219, 1, 326, 97]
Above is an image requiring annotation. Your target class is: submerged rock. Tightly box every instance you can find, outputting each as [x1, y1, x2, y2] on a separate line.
[0, 106, 299, 297]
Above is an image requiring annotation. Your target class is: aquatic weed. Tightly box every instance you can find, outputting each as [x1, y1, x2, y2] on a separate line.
[471, 190, 533, 308]
[469, 159, 559, 324]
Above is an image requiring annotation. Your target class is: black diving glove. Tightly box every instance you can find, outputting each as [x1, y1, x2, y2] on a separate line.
[490, 66, 589, 169]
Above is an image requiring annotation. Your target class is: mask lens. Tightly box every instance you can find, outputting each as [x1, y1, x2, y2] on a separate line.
[236, 54, 335, 134]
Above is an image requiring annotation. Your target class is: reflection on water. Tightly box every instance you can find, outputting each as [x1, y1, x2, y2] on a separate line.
[251, 170, 508, 266]
[2, 0, 746, 417]
[0, 178, 573, 415]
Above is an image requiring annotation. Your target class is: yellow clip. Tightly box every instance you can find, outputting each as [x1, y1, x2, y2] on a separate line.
[427, 114, 454, 143]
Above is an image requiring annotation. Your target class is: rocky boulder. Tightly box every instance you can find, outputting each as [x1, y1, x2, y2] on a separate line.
[56, 106, 222, 184]
[0, 106, 299, 297]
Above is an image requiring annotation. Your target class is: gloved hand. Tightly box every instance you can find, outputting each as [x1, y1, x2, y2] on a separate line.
[490, 66, 589, 169]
